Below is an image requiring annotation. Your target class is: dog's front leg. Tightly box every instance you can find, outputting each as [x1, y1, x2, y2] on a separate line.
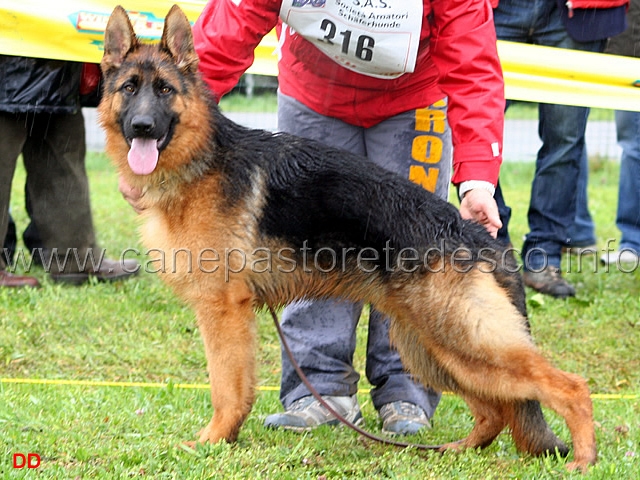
[192, 288, 257, 444]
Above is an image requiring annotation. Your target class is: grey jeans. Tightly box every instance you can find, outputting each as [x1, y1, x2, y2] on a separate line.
[276, 91, 452, 416]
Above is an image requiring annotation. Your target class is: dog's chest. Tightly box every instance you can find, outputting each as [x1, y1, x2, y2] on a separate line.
[138, 201, 256, 297]
[138, 209, 208, 287]
[140, 210, 170, 251]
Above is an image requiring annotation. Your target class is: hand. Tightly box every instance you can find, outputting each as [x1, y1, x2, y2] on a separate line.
[118, 175, 145, 214]
[459, 188, 502, 238]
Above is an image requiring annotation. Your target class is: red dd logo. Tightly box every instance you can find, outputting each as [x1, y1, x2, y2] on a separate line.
[12, 453, 41, 469]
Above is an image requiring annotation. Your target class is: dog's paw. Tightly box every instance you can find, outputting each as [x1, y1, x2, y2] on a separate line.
[197, 422, 217, 444]
[178, 440, 198, 451]
[195, 419, 239, 444]
[565, 460, 593, 474]
[437, 440, 465, 453]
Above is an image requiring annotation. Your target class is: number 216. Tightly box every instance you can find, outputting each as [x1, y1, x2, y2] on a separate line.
[319, 19, 375, 61]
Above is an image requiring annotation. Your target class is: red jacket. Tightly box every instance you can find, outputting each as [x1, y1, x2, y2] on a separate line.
[492, 1, 628, 8]
[193, 0, 505, 186]
[566, 0, 628, 7]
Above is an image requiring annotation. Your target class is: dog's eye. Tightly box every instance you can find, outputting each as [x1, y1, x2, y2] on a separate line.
[159, 86, 173, 96]
[123, 83, 136, 94]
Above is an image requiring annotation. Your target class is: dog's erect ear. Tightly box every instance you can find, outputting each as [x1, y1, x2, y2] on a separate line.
[160, 5, 199, 74]
[102, 5, 138, 73]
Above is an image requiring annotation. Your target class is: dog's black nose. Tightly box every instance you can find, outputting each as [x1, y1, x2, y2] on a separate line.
[131, 115, 155, 136]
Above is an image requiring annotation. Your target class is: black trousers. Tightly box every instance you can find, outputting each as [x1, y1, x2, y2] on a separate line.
[0, 110, 96, 272]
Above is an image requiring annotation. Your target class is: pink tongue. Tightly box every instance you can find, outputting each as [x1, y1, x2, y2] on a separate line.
[128, 138, 159, 175]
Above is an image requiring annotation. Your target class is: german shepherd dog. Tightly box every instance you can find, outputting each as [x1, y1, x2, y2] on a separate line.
[98, 5, 596, 472]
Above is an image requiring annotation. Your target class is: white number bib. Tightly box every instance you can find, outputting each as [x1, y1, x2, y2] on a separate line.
[279, 0, 423, 79]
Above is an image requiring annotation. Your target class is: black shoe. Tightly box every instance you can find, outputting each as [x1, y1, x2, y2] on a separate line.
[523, 266, 575, 298]
[50, 258, 139, 285]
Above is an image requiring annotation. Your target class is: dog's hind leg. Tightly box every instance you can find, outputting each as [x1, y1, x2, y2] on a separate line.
[522, 363, 596, 472]
[431, 353, 593, 471]
[386, 268, 595, 471]
[439, 397, 572, 461]
[448, 351, 595, 471]
[192, 286, 257, 444]
[510, 399, 569, 458]
[437, 396, 509, 453]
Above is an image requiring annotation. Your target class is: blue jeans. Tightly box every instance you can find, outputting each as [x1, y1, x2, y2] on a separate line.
[614, 110, 640, 252]
[493, 0, 605, 270]
[275, 92, 451, 415]
[566, 150, 596, 247]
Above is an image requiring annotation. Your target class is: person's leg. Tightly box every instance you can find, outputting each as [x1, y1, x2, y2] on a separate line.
[520, 6, 606, 296]
[615, 110, 640, 252]
[601, 110, 640, 265]
[21, 110, 137, 283]
[3, 213, 17, 265]
[522, 102, 589, 270]
[492, 0, 540, 247]
[23, 186, 45, 253]
[565, 149, 596, 250]
[0, 113, 26, 269]
[273, 92, 367, 413]
[21, 111, 96, 273]
[366, 100, 451, 199]
[493, 0, 539, 44]
[493, 181, 512, 246]
[0, 112, 40, 287]
[362, 102, 449, 426]
[366, 309, 441, 427]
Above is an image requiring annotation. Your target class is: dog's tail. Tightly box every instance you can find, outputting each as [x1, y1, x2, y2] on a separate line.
[510, 400, 569, 457]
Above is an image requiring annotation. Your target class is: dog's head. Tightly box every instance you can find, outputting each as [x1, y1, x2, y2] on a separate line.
[98, 5, 211, 179]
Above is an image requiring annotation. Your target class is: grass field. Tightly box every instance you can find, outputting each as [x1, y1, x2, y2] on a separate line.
[1, 148, 638, 478]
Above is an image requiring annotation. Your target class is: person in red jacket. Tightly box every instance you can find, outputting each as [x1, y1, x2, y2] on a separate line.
[172, 0, 505, 433]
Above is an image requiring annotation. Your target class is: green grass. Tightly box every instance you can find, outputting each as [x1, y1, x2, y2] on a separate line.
[219, 92, 278, 113]
[505, 101, 615, 121]
[218, 89, 616, 121]
[1, 151, 639, 479]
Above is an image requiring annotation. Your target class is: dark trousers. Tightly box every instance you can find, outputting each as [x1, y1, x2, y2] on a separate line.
[3, 189, 42, 264]
[0, 110, 96, 272]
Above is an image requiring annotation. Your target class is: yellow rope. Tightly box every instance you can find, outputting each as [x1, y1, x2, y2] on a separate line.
[1, 377, 273, 391]
[2, 377, 637, 399]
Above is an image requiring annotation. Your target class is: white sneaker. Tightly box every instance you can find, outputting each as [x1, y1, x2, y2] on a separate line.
[600, 249, 640, 266]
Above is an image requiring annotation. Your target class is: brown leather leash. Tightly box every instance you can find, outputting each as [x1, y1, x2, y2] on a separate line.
[268, 306, 443, 451]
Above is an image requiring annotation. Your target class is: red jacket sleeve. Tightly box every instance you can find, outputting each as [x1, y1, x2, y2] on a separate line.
[192, 0, 280, 101]
[570, 0, 628, 7]
[430, 0, 505, 186]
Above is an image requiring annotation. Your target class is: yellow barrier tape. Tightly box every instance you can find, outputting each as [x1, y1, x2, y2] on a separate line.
[0, 0, 278, 76]
[2, 378, 638, 399]
[498, 41, 640, 111]
[2, 2, 640, 109]
[3, 2, 640, 109]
